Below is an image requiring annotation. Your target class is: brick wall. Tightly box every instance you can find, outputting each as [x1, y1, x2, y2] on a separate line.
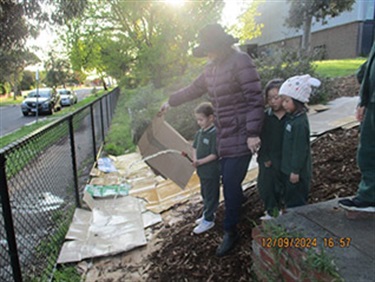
[258, 22, 361, 60]
[251, 225, 337, 282]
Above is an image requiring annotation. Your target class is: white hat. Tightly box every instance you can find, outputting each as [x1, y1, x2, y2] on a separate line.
[279, 74, 321, 103]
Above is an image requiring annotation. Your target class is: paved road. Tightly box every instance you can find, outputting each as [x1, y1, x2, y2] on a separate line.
[0, 88, 93, 138]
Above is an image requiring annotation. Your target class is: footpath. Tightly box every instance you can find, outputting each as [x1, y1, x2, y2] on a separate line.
[270, 199, 375, 281]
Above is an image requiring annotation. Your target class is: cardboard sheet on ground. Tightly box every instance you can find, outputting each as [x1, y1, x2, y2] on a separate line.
[90, 152, 258, 214]
[309, 97, 359, 136]
[137, 116, 195, 189]
[57, 193, 161, 264]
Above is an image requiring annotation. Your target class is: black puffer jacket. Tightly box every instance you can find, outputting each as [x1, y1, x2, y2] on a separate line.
[169, 49, 264, 158]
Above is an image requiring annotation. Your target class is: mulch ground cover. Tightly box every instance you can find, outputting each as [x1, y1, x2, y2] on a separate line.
[146, 75, 361, 281]
[83, 75, 362, 281]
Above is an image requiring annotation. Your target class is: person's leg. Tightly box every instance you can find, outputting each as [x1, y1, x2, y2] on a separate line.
[221, 155, 251, 232]
[275, 169, 286, 211]
[357, 102, 375, 203]
[284, 175, 309, 208]
[339, 103, 375, 211]
[202, 176, 220, 222]
[193, 177, 217, 234]
[216, 154, 251, 257]
[259, 165, 279, 216]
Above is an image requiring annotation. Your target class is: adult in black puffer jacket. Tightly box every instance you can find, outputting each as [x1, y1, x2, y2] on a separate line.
[160, 23, 264, 257]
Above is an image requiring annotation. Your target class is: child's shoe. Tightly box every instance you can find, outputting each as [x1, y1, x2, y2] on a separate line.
[193, 219, 214, 234]
[195, 216, 204, 225]
[260, 212, 274, 221]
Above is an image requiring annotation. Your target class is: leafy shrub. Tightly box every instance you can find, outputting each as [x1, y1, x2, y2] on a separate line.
[254, 48, 331, 104]
[104, 91, 136, 155]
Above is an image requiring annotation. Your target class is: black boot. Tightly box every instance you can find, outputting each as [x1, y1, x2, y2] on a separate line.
[215, 231, 239, 257]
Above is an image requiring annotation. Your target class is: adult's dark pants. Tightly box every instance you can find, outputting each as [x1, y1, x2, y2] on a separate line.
[221, 154, 251, 233]
[357, 102, 375, 203]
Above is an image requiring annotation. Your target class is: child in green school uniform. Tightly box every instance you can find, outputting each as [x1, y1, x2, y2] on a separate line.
[278, 75, 321, 208]
[257, 79, 287, 220]
[192, 102, 220, 234]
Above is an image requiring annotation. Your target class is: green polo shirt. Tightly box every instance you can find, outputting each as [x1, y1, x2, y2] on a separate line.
[281, 112, 312, 179]
[193, 126, 220, 179]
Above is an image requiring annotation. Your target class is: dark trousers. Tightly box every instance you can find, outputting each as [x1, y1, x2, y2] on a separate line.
[283, 174, 310, 208]
[200, 176, 220, 222]
[221, 154, 251, 233]
[357, 102, 375, 203]
[257, 163, 284, 214]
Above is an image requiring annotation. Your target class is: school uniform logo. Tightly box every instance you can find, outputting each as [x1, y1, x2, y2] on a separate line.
[203, 138, 210, 145]
[286, 124, 292, 132]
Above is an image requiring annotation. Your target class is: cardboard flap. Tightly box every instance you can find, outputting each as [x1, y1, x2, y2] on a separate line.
[137, 116, 194, 189]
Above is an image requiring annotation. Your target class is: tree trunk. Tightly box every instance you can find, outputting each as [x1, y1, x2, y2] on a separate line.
[301, 14, 313, 56]
[101, 77, 108, 91]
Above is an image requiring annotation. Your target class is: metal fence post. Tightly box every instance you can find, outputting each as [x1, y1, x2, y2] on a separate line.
[0, 153, 23, 282]
[68, 116, 81, 208]
[99, 98, 105, 142]
[106, 94, 110, 129]
[90, 104, 97, 161]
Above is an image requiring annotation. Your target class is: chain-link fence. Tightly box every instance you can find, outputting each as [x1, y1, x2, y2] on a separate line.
[0, 87, 119, 281]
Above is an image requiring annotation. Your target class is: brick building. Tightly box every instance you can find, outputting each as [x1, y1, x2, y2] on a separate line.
[246, 0, 375, 59]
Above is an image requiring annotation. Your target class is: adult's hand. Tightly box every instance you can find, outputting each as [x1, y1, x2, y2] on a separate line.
[158, 102, 170, 117]
[355, 106, 365, 122]
[247, 137, 261, 154]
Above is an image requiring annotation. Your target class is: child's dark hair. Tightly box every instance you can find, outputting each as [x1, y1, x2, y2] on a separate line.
[195, 102, 214, 117]
[264, 78, 284, 99]
[292, 98, 309, 114]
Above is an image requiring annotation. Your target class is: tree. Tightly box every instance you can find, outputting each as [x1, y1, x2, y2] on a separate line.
[20, 70, 36, 90]
[44, 52, 71, 88]
[64, 0, 224, 89]
[230, 0, 264, 44]
[285, 0, 355, 54]
[1, 0, 87, 97]
[0, 0, 87, 52]
[0, 50, 39, 99]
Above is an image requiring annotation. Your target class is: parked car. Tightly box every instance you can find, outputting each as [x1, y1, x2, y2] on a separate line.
[58, 89, 78, 106]
[21, 88, 61, 116]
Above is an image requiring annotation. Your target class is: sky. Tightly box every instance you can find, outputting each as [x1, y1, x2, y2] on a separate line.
[222, 0, 248, 26]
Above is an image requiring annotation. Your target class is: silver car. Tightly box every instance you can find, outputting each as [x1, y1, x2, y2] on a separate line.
[58, 89, 78, 106]
[21, 88, 61, 116]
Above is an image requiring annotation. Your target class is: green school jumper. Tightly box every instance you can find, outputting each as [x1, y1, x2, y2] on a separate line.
[281, 112, 312, 208]
[193, 126, 220, 222]
[257, 108, 287, 214]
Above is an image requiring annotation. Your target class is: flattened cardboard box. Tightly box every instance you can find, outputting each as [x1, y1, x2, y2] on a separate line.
[137, 116, 194, 189]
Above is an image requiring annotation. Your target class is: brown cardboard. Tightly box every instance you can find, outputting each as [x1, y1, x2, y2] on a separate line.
[137, 116, 194, 189]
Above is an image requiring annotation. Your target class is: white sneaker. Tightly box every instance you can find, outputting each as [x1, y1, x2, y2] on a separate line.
[195, 216, 204, 225]
[193, 219, 214, 234]
[260, 212, 274, 221]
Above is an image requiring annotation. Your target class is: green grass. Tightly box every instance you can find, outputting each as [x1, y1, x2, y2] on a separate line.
[314, 58, 366, 78]
[0, 95, 23, 106]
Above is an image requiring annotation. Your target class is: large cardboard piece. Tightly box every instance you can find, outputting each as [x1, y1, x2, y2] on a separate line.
[137, 116, 194, 189]
[56, 194, 161, 264]
[309, 97, 359, 136]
